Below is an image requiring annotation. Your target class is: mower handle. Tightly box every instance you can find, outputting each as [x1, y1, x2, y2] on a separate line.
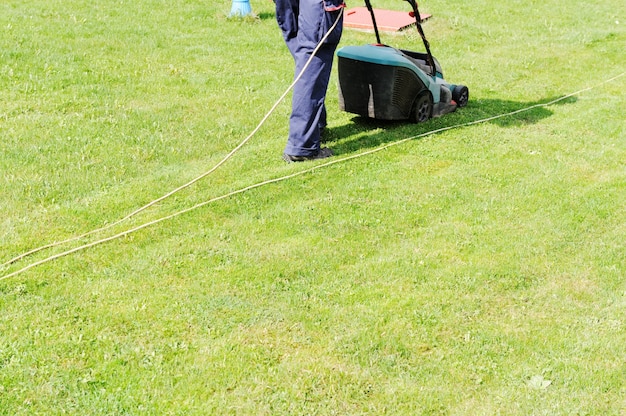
[403, 0, 437, 74]
[362, 0, 437, 75]
[363, 0, 382, 44]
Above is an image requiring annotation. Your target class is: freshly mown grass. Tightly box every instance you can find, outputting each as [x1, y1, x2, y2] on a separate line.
[1, 0, 624, 414]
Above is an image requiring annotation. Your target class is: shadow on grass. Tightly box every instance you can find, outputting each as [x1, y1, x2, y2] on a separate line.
[326, 95, 577, 155]
[256, 12, 276, 21]
[225, 12, 275, 22]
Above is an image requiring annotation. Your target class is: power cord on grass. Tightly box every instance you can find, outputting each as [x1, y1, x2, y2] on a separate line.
[1, 8, 345, 270]
[1, 70, 623, 282]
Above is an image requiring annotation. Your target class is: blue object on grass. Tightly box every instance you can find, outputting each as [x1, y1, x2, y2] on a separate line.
[229, 0, 252, 17]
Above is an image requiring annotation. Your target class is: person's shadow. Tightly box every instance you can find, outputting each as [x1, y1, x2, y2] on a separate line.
[325, 95, 577, 155]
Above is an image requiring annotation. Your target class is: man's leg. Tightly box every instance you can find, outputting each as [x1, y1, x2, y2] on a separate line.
[274, 0, 299, 58]
[284, 44, 336, 156]
[284, 0, 342, 157]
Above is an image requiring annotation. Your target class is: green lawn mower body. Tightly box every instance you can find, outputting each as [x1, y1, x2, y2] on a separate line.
[337, 0, 469, 123]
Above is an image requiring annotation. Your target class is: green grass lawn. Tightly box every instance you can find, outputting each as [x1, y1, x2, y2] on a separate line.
[1, 0, 624, 414]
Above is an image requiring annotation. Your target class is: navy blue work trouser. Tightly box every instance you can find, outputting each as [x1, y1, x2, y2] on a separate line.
[275, 0, 344, 156]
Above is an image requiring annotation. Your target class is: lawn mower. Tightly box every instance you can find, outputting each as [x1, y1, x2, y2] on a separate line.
[337, 0, 469, 122]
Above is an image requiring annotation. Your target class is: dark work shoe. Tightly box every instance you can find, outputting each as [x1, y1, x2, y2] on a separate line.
[283, 147, 333, 163]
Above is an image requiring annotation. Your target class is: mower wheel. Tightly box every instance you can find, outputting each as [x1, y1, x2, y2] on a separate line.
[411, 92, 433, 123]
[452, 85, 469, 108]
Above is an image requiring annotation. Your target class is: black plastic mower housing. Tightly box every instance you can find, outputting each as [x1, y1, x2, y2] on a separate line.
[338, 56, 429, 120]
[337, 44, 465, 122]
